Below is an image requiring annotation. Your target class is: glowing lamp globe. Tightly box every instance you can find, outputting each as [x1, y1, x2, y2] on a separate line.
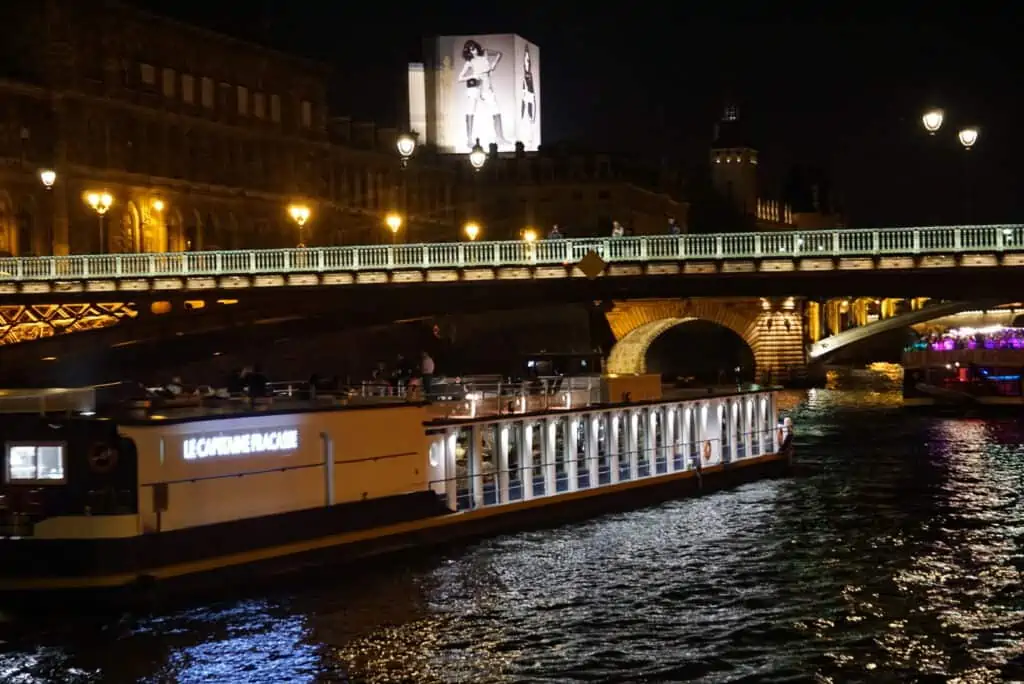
[469, 139, 487, 171]
[396, 133, 416, 160]
[922, 108, 944, 134]
[958, 126, 979, 150]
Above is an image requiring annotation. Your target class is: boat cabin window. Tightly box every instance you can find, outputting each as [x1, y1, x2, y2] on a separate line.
[6, 443, 66, 484]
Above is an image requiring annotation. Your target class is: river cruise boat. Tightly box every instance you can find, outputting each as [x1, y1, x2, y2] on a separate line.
[0, 376, 793, 601]
[903, 325, 1024, 408]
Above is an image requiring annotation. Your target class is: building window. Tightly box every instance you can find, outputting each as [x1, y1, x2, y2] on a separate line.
[140, 63, 156, 85]
[237, 86, 249, 115]
[6, 443, 66, 484]
[253, 92, 265, 119]
[162, 68, 176, 97]
[182, 74, 195, 104]
[300, 100, 312, 128]
[201, 77, 214, 108]
[270, 94, 281, 123]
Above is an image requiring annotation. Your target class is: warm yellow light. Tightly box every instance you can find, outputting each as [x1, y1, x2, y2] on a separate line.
[38, 169, 56, 188]
[288, 204, 311, 226]
[385, 212, 403, 233]
[523, 228, 538, 243]
[469, 139, 487, 170]
[958, 126, 979, 149]
[396, 133, 416, 159]
[463, 222, 480, 241]
[84, 190, 113, 215]
[922, 108, 944, 134]
[151, 199, 165, 213]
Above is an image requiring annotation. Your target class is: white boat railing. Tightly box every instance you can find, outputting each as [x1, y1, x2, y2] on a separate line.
[1, 224, 1022, 281]
[270, 376, 603, 419]
[427, 429, 784, 513]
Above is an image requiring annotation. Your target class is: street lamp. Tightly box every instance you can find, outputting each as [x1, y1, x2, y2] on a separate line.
[522, 228, 538, 242]
[463, 221, 480, 241]
[385, 212, 403, 244]
[469, 138, 487, 171]
[288, 204, 311, 247]
[958, 126, 979, 150]
[38, 169, 56, 190]
[84, 191, 113, 253]
[396, 133, 416, 168]
[922, 108, 944, 134]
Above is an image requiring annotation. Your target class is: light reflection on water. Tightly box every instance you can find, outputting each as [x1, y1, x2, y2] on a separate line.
[4, 381, 1024, 681]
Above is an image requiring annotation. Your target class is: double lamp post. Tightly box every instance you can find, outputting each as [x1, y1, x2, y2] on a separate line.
[388, 133, 487, 244]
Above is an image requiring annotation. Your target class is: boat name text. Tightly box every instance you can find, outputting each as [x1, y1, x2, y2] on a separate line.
[183, 429, 299, 460]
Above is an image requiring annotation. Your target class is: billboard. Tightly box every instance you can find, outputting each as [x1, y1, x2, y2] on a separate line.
[419, 34, 541, 154]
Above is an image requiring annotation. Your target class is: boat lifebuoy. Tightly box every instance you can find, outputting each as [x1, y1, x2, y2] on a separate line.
[702, 441, 712, 462]
[776, 428, 785, 446]
[88, 444, 119, 474]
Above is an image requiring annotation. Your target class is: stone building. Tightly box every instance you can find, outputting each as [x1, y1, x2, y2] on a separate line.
[0, 0, 456, 256]
[709, 104, 843, 232]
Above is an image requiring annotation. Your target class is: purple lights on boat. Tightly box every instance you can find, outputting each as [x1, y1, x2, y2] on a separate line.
[922, 325, 1024, 351]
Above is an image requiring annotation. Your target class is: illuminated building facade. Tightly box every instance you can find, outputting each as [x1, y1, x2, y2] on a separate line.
[0, 0, 456, 256]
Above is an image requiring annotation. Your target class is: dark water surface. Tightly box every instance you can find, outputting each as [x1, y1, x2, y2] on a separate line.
[5, 386, 1024, 682]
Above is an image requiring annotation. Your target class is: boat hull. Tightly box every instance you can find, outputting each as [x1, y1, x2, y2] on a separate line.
[0, 451, 790, 607]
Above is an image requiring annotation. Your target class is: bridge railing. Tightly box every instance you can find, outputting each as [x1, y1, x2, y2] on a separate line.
[2, 224, 1022, 281]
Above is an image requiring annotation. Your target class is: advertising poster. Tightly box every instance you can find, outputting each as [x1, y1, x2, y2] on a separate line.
[431, 34, 541, 154]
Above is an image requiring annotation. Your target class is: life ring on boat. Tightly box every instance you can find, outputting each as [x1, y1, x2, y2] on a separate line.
[702, 441, 712, 462]
[88, 443, 119, 474]
[776, 428, 785, 446]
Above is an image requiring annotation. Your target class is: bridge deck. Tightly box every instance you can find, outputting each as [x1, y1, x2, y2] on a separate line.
[1, 224, 1022, 283]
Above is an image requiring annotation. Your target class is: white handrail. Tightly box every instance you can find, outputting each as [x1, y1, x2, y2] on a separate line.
[1, 224, 1021, 281]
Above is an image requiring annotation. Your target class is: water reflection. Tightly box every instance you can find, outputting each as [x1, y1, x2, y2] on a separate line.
[4, 383, 1024, 681]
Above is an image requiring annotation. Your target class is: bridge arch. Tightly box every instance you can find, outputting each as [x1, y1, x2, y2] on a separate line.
[605, 299, 768, 377]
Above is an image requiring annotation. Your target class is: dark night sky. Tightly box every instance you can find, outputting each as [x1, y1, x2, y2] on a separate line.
[132, 1, 1024, 228]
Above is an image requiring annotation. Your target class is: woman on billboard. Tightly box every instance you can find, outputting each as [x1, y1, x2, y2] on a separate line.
[458, 39, 510, 149]
[520, 46, 537, 144]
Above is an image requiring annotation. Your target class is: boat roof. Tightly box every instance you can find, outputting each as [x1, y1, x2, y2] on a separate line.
[0, 382, 779, 428]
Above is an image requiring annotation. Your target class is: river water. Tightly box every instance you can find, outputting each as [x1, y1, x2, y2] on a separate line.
[4, 380, 1024, 682]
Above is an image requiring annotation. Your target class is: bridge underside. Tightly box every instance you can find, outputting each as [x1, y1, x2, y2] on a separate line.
[3, 263, 1024, 384]
[808, 300, 1006, 361]
[604, 299, 806, 383]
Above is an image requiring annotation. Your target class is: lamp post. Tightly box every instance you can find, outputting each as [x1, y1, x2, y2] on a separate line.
[921, 109, 982, 223]
[143, 198, 166, 253]
[922, 108, 944, 135]
[38, 170, 56, 256]
[39, 169, 56, 190]
[469, 138, 487, 172]
[385, 212, 403, 244]
[463, 221, 480, 241]
[288, 204, 311, 247]
[958, 126, 979, 150]
[396, 133, 416, 168]
[84, 191, 113, 253]
[522, 228, 537, 242]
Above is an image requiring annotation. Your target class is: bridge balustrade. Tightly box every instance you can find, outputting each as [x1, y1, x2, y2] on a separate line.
[1, 224, 1022, 281]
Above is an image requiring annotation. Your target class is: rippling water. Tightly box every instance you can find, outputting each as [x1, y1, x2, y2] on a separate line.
[6, 385, 1024, 682]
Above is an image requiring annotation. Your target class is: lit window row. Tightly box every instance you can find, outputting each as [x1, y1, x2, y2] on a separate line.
[139, 63, 312, 129]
